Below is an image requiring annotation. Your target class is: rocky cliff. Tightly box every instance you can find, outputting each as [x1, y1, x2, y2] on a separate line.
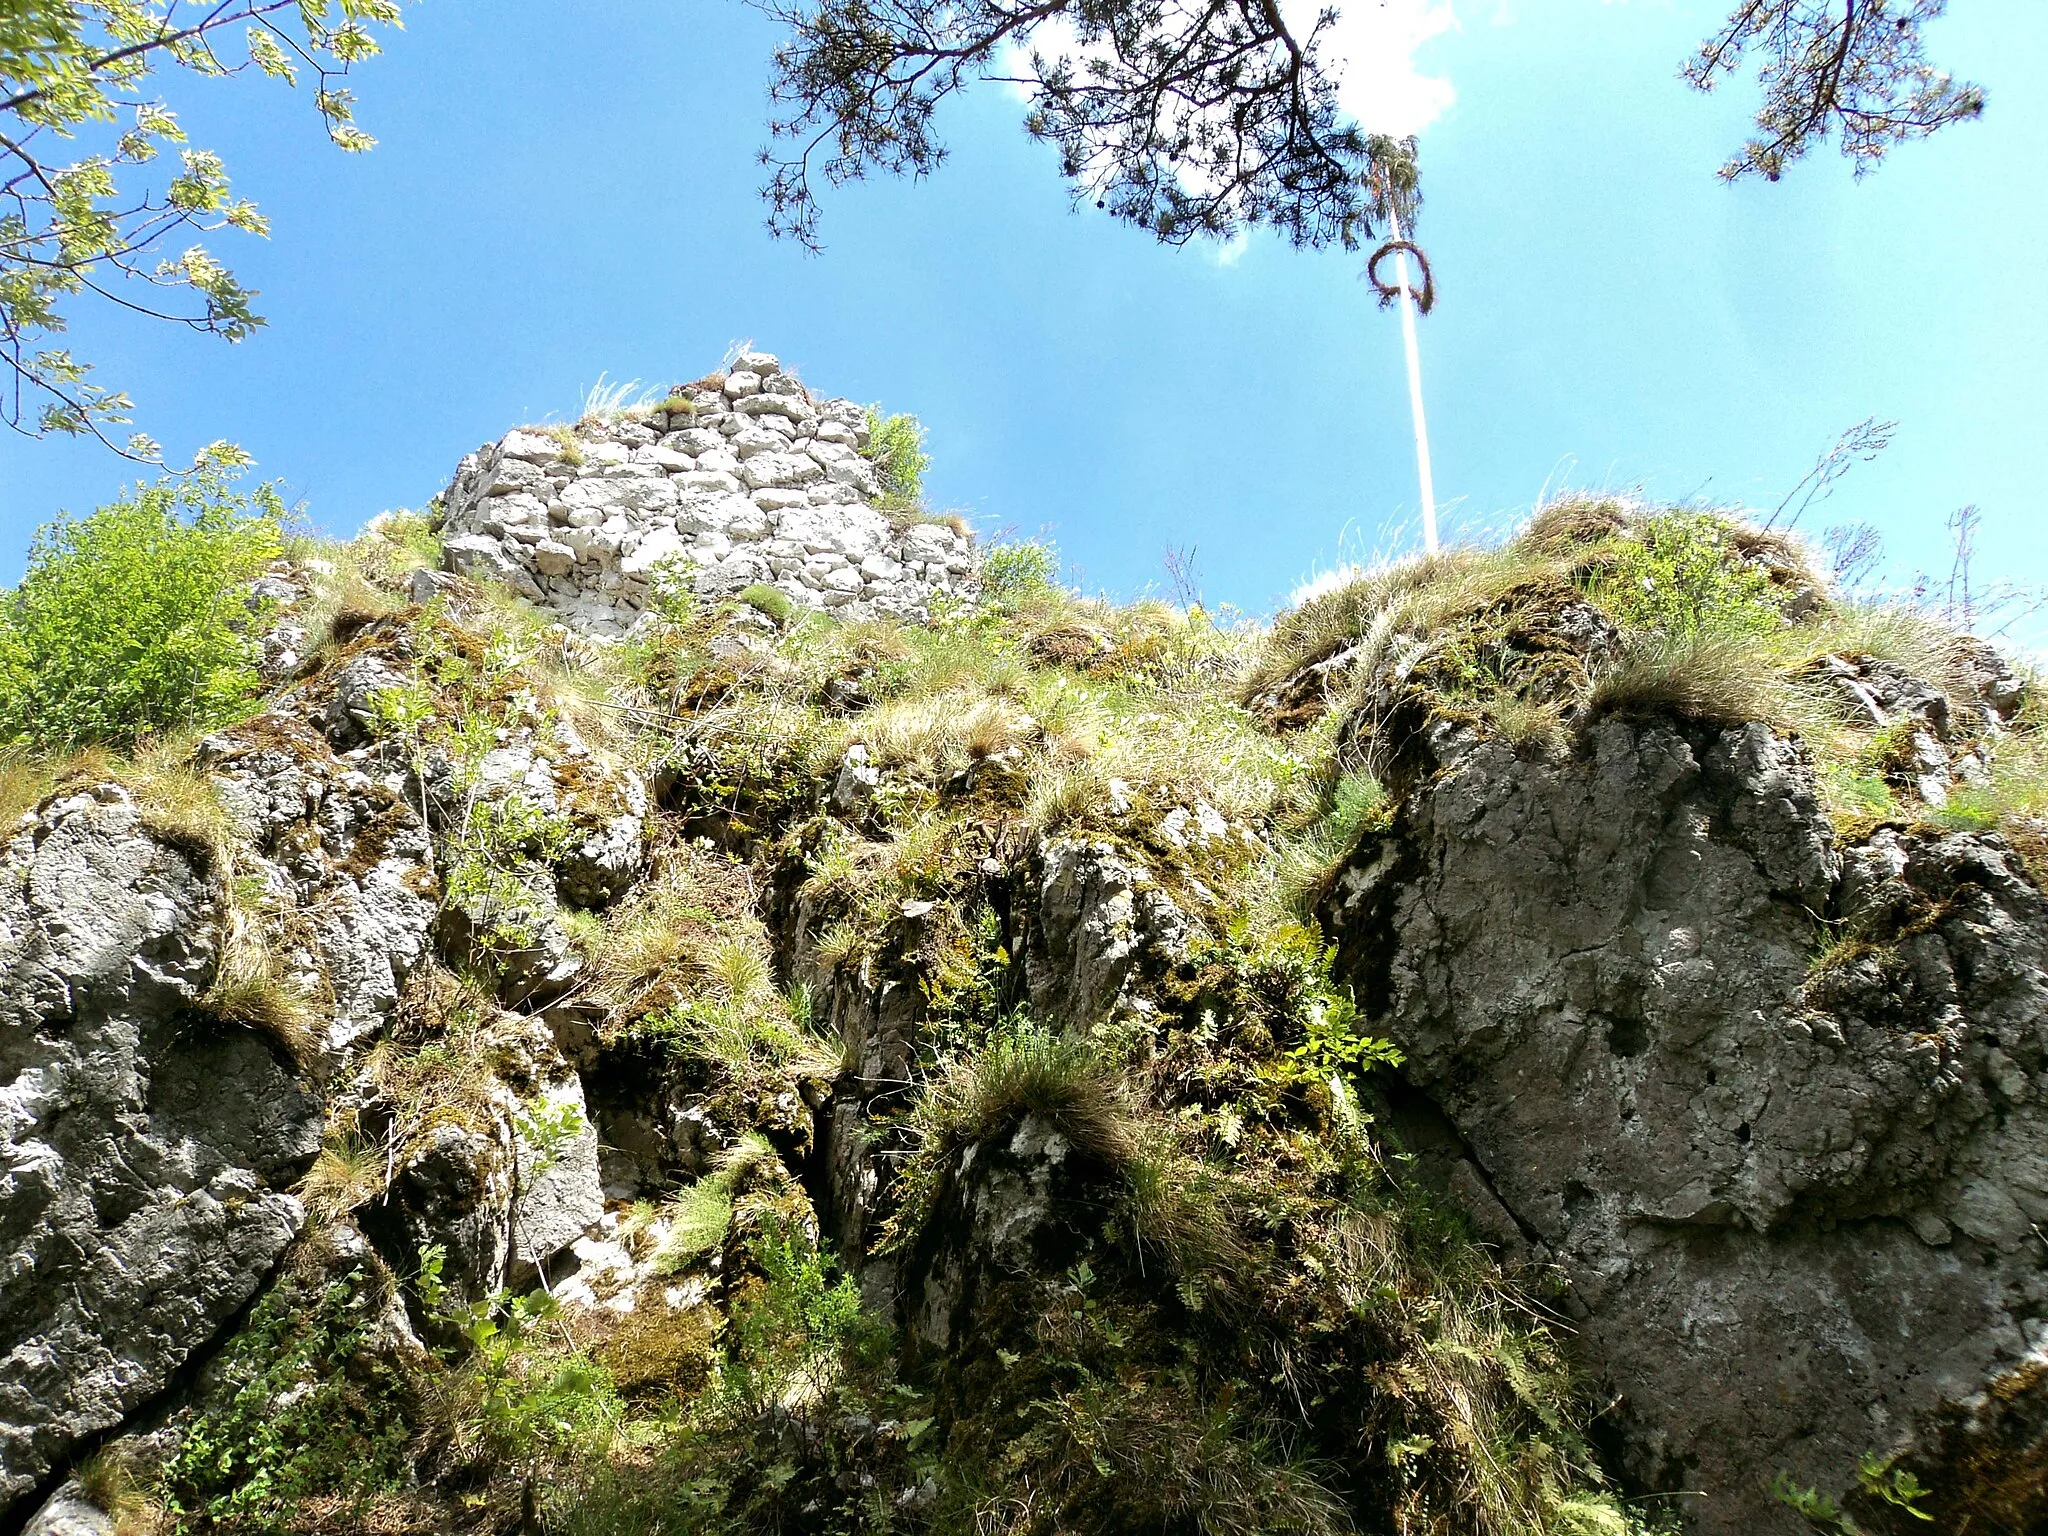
[2, 365, 2042, 1536]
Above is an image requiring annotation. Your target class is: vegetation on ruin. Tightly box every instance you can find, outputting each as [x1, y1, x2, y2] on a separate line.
[3, 465, 2038, 1535]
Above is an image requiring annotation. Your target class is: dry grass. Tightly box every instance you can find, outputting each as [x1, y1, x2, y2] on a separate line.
[1312, 1198, 1643, 1536]
[1514, 494, 1634, 555]
[116, 738, 243, 870]
[1587, 630, 1804, 732]
[907, 1024, 1140, 1182]
[298, 1133, 391, 1222]
[1800, 602, 1973, 702]
[1122, 1129, 1253, 1287]
[204, 953, 322, 1067]
[1025, 760, 1113, 839]
[1026, 1380, 1353, 1536]
[0, 751, 54, 829]
[287, 533, 415, 654]
[1247, 543, 1579, 721]
[74, 1446, 159, 1534]
[585, 846, 752, 1008]
[365, 967, 506, 1150]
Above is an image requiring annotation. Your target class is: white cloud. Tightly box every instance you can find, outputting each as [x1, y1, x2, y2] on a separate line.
[1280, 0, 1461, 137]
[1213, 231, 1252, 267]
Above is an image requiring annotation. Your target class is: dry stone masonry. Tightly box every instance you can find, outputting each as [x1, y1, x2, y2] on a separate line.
[436, 350, 976, 636]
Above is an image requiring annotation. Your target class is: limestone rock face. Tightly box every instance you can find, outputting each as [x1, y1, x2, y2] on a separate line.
[1325, 714, 2048, 1534]
[0, 789, 321, 1519]
[1023, 839, 1188, 1032]
[19, 1484, 114, 1536]
[437, 351, 977, 637]
[902, 1114, 1099, 1357]
[362, 1014, 606, 1306]
[198, 714, 437, 1053]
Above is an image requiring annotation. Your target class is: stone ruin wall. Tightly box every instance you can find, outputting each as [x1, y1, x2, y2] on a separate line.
[435, 349, 977, 636]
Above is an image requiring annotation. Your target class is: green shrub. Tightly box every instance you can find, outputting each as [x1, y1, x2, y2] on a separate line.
[0, 462, 285, 750]
[1589, 512, 1790, 639]
[162, 1272, 414, 1533]
[714, 1217, 876, 1417]
[980, 538, 1061, 608]
[862, 406, 929, 509]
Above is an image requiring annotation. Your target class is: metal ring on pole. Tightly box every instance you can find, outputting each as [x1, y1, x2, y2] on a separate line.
[1367, 240, 1436, 315]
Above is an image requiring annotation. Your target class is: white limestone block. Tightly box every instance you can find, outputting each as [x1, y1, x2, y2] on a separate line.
[676, 470, 744, 495]
[501, 429, 565, 464]
[739, 452, 824, 491]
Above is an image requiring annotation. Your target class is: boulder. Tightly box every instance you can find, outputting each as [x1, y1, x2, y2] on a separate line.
[0, 789, 321, 1521]
[1325, 714, 2048, 1533]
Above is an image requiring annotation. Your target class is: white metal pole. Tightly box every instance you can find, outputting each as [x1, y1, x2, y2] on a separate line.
[1384, 202, 1439, 555]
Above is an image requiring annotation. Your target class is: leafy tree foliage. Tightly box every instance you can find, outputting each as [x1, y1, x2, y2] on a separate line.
[1685, 0, 1982, 181]
[1, 0, 403, 455]
[760, 0, 1420, 251]
[762, 0, 1982, 248]
[0, 449, 284, 750]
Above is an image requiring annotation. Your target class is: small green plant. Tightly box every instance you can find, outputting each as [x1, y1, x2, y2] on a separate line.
[980, 538, 1061, 609]
[1285, 982, 1403, 1084]
[163, 1272, 414, 1533]
[1855, 1452, 1934, 1521]
[1771, 1458, 1932, 1534]
[444, 792, 575, 949]
[516, 1097, 587, 1180]
[0, 455, 285, 750]
[862, 406, 929, 509]
[1589, 512, 1791, 640]
[1821, 764, 1898, 822]
[1930, 788, 2002, 832]
[645, 553, 699, 623]
[713, 1216, 875, 1417]
[413, 1244, 625, 1465]
[737, 582, 796, 628]
[546, 423, 585, 466]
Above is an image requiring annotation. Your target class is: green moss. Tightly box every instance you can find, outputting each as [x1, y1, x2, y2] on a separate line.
[737, 582, 796, 627]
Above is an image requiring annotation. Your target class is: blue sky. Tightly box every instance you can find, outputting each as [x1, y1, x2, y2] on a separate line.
[2, 0, 2042, 640]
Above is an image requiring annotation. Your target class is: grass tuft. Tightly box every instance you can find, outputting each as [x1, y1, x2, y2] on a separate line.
[297, 1134, 389, 1222]
[886, 1022, 1141, 1254]
[1587, 630, 1799, 731]
[1274, 770, 1390, 920]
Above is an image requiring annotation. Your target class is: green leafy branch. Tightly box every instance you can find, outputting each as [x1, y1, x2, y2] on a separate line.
[1, 0, 404, 455]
